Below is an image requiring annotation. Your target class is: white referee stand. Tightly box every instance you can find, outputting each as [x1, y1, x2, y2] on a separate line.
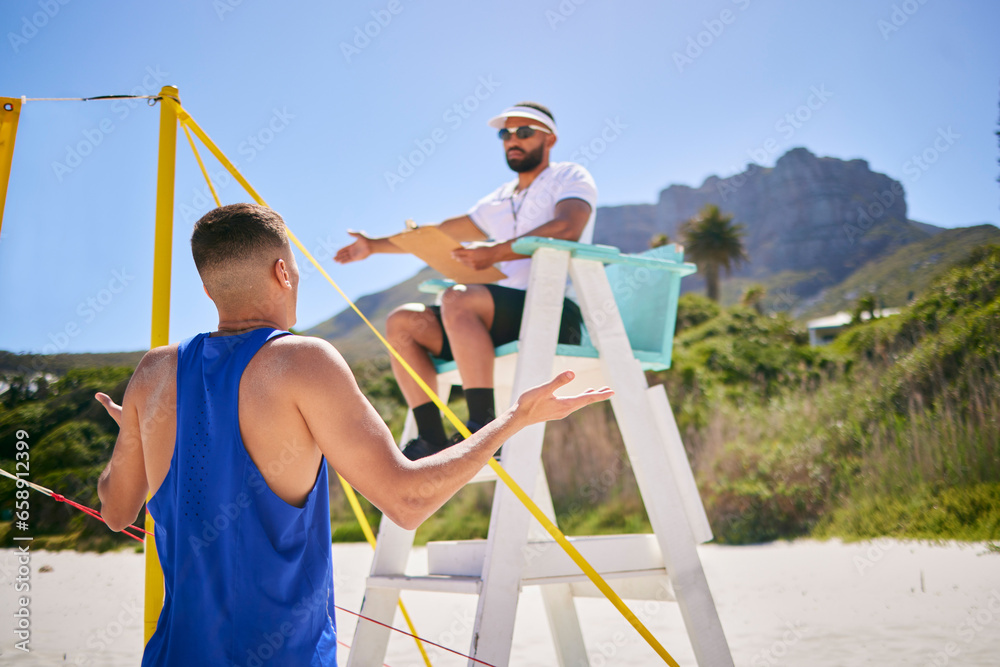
[348, 238, 734, 667]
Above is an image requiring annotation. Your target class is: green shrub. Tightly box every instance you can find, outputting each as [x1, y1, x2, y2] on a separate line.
[675, 292, 720, 334]
[815, 484, 1000, 541]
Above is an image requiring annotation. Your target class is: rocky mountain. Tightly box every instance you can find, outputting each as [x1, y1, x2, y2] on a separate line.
[305, 266, 442, 365]
[596, 147, 942, 301]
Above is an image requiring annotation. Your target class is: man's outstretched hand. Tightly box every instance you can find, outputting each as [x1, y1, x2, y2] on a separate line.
[512, 371, 613, 427]
[334, 231, 374, 264]
[95, 392, 123, 427]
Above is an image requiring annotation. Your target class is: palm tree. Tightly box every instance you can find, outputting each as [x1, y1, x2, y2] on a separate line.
[740, 285, 767, 314]
[852, 293, 879, 324]
[680, 204, 748, 302]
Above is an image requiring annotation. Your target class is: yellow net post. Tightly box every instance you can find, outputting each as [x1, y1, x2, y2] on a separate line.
[0, 97, 22, 237]
[144, 85, 180, 645]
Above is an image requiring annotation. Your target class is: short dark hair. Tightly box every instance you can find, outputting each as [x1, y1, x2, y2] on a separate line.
[514, 101, 555, 126]
[191, 203, 288, 277]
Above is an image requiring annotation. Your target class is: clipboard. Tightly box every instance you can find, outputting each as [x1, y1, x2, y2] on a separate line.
[388, 226, 507, 284]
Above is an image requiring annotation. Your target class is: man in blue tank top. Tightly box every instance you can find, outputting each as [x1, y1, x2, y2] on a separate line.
[94, 203, 612, 666]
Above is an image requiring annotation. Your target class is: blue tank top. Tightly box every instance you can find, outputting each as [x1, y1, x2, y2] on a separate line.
[143, 327, 337, 667]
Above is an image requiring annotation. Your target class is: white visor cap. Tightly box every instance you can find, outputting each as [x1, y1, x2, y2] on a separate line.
[487, 105, 558, 136]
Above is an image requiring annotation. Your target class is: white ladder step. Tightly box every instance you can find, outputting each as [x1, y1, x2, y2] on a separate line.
[365, 573, 482, 595]
[366, 570, 674, 601]
[564, 573, 674, 601]
[429, 534, 667, 581]
[366, 568, 674, 601]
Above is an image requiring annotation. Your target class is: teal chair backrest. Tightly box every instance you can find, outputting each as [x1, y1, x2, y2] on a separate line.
[600, 244, 687, 371]
[424, 240, 694, 373]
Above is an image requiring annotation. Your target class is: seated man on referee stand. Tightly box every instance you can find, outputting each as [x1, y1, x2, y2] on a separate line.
[335, 102, 597, 460]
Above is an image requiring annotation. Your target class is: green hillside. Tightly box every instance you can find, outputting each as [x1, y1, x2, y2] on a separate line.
[0, 350, 145, 376]
[0, 367, 133, 550]
[303, 266, 442, 364]
[664, 244, 1000, 543]
[798, 224, 1000, 319]
[714, 224, 1000, 316]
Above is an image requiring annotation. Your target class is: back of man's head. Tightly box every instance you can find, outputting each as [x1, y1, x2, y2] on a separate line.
[191, 203, 289, 309]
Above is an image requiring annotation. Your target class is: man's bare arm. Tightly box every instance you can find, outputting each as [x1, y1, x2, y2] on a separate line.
[451, 198, 592, 270]
[97, 357, 152, 532]
[333, 215, 487, 264]
[291, 338, 611, 529]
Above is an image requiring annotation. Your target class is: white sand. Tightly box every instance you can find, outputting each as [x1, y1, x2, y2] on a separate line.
[1, 539, 999, 666]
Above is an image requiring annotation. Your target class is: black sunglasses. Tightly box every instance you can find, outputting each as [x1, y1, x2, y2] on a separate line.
[498, 125, 552, 141]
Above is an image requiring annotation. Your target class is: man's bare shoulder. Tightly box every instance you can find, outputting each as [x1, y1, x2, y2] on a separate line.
[129, 344, 179, 390]
[260, 334, 353, 384]
[264, 333, 341, 360]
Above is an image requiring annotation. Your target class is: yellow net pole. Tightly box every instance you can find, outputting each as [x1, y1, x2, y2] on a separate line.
[0, 97, 22, 237]
[144, 85, 180, 645]
[177, 105, 677, 665]
[181, 124, 221, 206]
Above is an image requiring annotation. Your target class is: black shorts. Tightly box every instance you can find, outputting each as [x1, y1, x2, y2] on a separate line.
[427, 284, 583, 362]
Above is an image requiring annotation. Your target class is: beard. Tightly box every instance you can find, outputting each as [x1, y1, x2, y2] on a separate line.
[506, 143, 544, 173]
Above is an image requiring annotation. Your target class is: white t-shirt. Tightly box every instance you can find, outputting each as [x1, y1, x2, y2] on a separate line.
[466, 161, 598, 294]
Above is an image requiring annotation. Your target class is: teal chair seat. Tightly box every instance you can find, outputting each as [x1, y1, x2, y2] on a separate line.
[421, 237, 696, 374]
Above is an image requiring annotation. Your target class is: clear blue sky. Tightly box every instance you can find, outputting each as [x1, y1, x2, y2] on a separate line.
[1, 0, 997, 354]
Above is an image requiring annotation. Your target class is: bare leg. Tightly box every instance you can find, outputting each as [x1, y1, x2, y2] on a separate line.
[440, 285, 496, 390]
[385, 304, 444, 408]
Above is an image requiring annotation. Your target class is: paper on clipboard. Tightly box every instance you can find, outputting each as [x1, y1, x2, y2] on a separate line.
[388, 226, 507, 284]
